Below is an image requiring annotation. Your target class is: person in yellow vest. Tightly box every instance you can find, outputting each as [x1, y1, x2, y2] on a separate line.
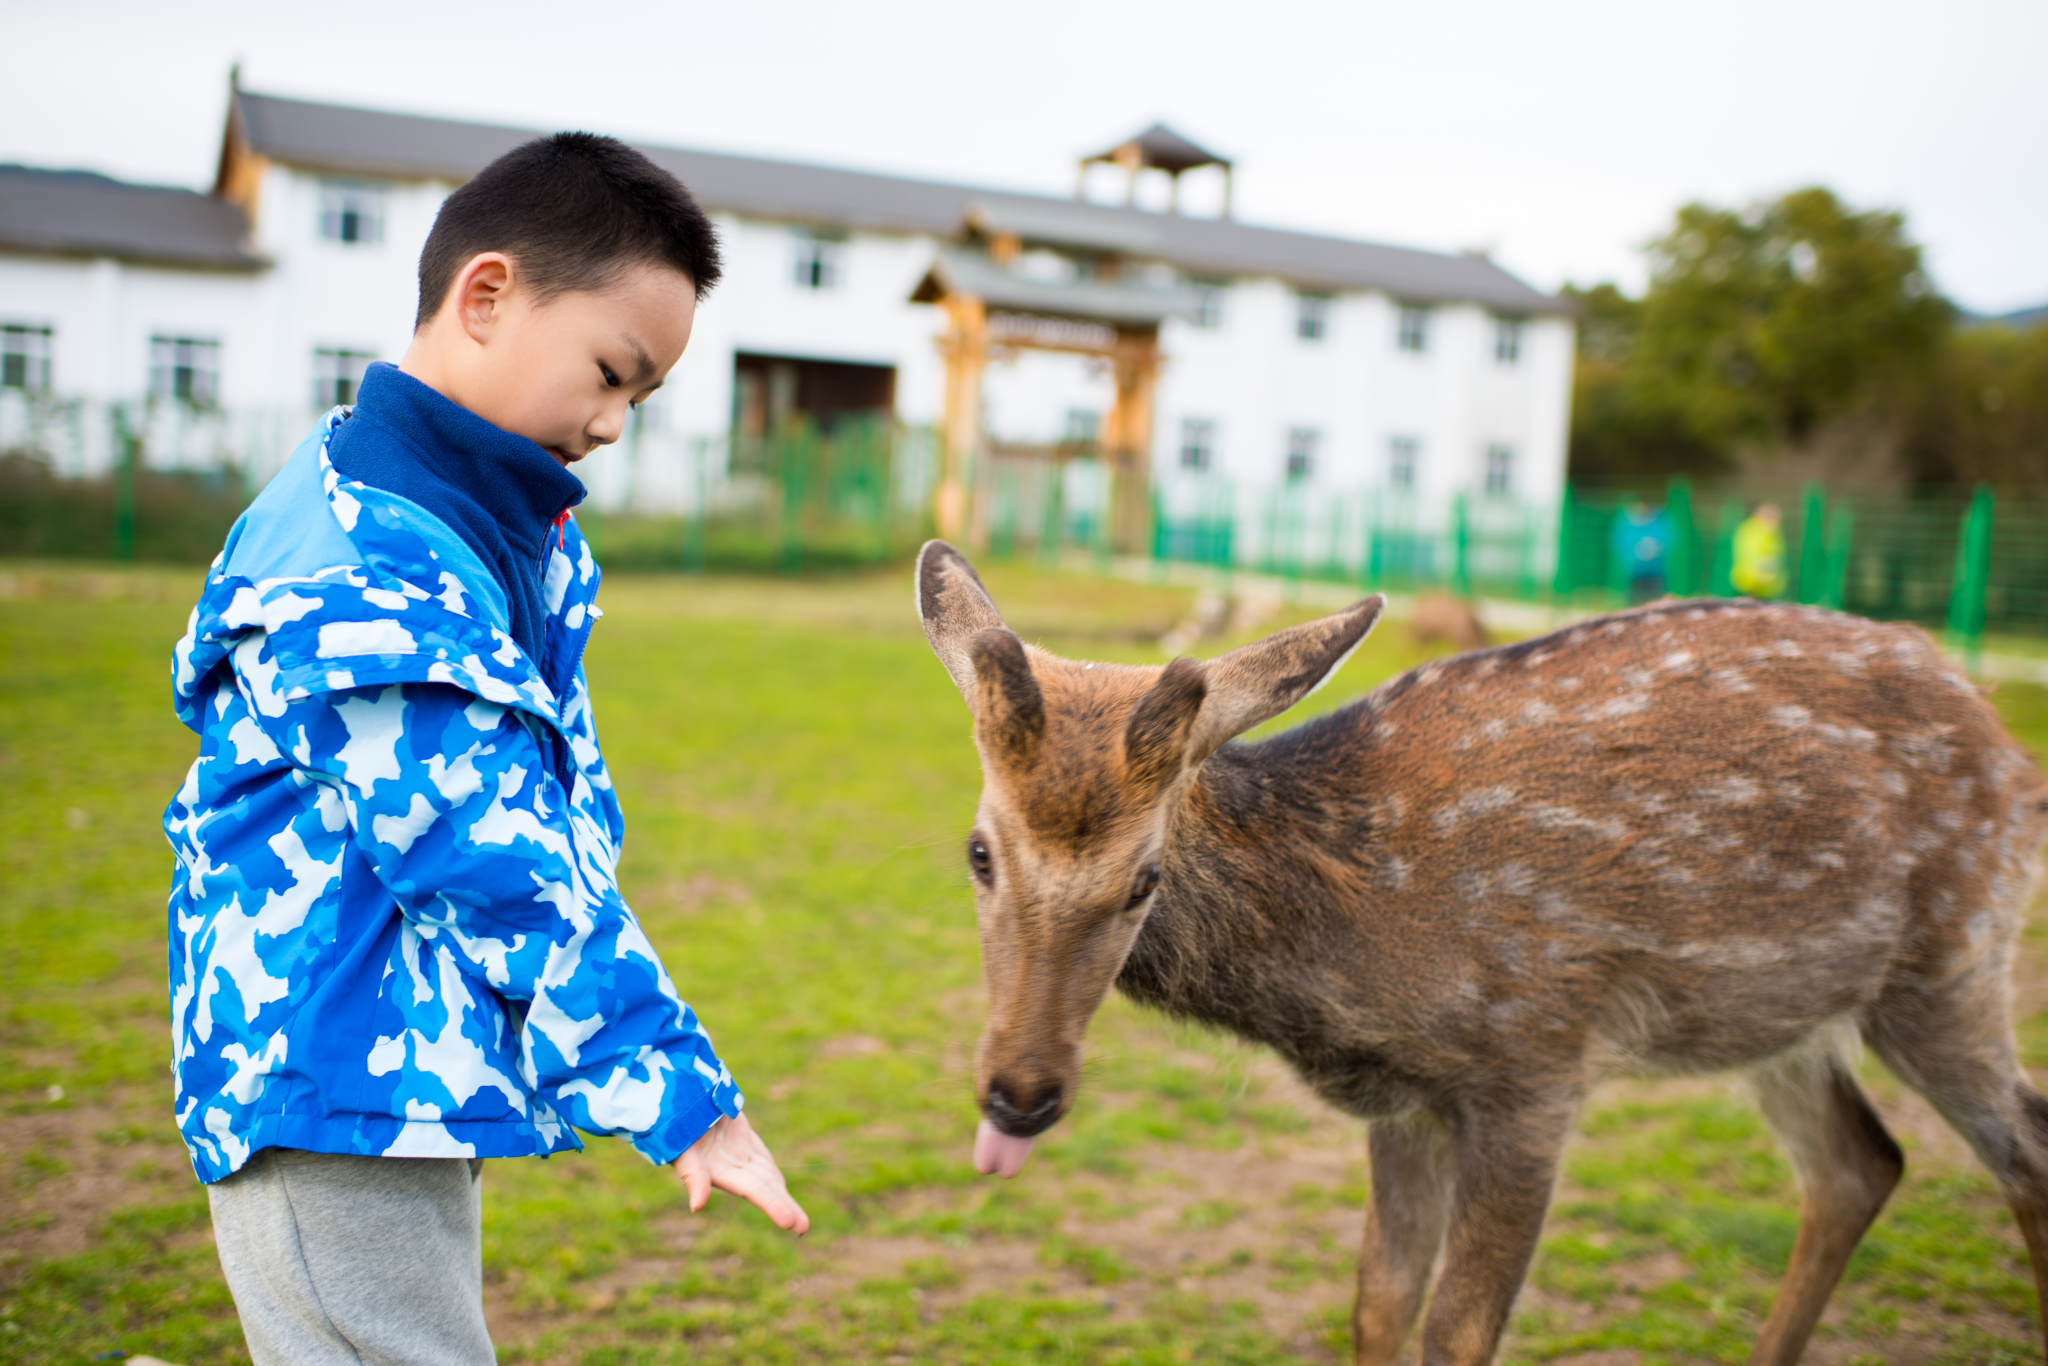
[1731, 501, 1788, 598]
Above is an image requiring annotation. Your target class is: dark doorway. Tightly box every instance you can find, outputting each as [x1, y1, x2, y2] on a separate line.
[733, 353, 896, 438]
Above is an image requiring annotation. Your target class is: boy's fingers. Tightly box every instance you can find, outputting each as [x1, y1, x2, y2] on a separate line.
[679, 1160, 711, 1213]
[714, 1161, 810, 1234]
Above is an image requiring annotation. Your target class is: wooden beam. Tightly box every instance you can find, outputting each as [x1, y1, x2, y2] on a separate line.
[934, 294, 988, 544]
[1102, 325, 1161, 554]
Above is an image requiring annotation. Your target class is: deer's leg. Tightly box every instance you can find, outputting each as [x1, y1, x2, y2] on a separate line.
[1743, 1034, 1904, 1366]
[1353, 1110, 1455, 1366]
[1413, 1096, 1579, 1366]
[1867, 978, 2048, 1359]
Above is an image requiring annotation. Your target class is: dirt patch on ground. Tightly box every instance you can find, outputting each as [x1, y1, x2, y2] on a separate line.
[0, 1088, 196, 1276]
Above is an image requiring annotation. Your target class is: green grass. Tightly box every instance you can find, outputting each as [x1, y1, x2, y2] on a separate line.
[3, 562, 2047, 1364]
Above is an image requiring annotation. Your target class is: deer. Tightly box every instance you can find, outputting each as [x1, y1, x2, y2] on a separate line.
[913, 539, 2048, 1366]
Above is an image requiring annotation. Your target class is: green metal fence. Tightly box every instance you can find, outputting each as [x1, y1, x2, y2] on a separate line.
[978, 466, 2046, 656]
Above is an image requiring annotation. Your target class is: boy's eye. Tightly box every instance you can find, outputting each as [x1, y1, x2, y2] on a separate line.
[600, 365, 620, 388]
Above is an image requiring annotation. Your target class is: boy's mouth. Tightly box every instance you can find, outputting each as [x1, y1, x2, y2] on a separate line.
[546, 446, 582, 467]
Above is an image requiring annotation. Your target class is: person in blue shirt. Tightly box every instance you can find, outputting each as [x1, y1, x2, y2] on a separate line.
[165, 133, 806, 1366]
[1613, 498, 1673, 605]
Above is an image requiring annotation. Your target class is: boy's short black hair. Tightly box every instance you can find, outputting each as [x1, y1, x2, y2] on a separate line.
[415, 132, 721, 329]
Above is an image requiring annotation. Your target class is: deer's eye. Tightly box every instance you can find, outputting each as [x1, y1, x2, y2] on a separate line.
[1127, 863, 1161, 908]
[967, 837, 994, 886]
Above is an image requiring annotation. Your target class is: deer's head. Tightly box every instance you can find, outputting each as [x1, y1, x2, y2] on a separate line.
[916, 541, 1384, 1177]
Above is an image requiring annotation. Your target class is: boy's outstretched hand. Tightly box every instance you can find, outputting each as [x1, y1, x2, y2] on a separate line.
[672, 1113, 810, 1235]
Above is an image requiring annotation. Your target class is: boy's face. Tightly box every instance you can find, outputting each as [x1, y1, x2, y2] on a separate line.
[419, 256, 698, 468]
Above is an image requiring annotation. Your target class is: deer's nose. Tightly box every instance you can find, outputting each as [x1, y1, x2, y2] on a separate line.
[984, 1079, 1064, 1137]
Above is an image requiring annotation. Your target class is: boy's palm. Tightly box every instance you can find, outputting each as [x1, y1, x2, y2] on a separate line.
[672, 1113, 809, 1235]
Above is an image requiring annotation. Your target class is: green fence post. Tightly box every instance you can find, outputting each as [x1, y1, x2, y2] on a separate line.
[1516, 504, 1538, 602]
[1709, 500, 1740, 597]
[1822, 505, 1855, 611]
[1947, 485, 1994, 671]
[1665, 475, 1695, 596]
[683, 437, 706, 573]
[1795, 483, 1827, 604]
[112, 402, 139, 561]
[1041, 463, 1065, 570]
[1551, 483, 1576, 603]
[1452, 490, 1471, 597]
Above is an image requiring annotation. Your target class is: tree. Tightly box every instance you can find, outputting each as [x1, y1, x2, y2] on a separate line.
[1568, 187, 1953, 483]
[1900, 320, 2048, 487]
[1563, 283, 1726, 484]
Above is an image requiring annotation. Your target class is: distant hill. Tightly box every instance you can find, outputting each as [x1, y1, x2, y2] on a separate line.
[1963, 302, 2048, 330]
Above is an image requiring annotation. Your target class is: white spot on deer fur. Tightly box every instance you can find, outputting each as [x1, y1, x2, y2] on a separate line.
[1555, 676, 1582, 692]
[1620, 667, 1655, 689]
[1770, 705, 1812, 730]
[1708, 668, 1753, 693]
[1701, 776, 1762, 806]
[1527, 804, 1628, 841]
[1489, 997, 1535, 1025]
[1432, 785, 1518, 833]
[1660, 650, 1695, 672]
[1520, 699, 1557, 724]
[1375, 855, 1411, 890]
[1588, 692, 1651, 721]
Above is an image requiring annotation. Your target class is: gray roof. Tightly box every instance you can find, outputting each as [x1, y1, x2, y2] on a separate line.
[231, 90, 1565, 313]
[1086, 123, 1231, 173]
[0, 165, 263, 269]
[912, 246, 1202, 326]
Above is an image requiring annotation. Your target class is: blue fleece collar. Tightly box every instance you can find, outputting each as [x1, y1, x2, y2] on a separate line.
[326, 362, 585, 665]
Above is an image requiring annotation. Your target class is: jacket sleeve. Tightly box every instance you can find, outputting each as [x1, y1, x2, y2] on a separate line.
[257, 677, 741, 1164]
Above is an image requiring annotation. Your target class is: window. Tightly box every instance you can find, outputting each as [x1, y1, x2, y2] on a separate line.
[1285, 427, 1319, 480]
[1189, 281, 1227, 330]
[1062, 408, 1100, 445]
[1179, 418, 1216, 470]
[792, 229, 845, 290]
[1397, 305, 1431, 353]
[1295, 292, 1331, 341]
[1, 323, 53, 392]
[150, 336, 220, 407]
[1388, 435, 1419, 491]
[1484, 444, 1514, 497]
[1494, 317, 1523, 364]
[313, 348, 377, 408]
[318, 181, 385, 245]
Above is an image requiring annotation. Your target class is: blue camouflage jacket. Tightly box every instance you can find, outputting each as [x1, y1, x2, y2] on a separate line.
[164, 408, 741, 1183]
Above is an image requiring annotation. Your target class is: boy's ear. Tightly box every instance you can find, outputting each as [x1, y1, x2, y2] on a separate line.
[451, 252, 517, 342]
[1185, 595, 1385, 763]
[917, 540, 1010, 708]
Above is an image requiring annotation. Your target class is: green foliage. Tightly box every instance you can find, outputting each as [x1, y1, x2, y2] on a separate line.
[1567, 186, 1962, 485]
[1640, 188, 1947, 444]
[1902, 319, 2048, 487]
[0, 452, 247, 563]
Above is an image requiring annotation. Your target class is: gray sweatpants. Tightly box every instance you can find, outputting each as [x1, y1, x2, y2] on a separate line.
[207, 1148, 496, 1366]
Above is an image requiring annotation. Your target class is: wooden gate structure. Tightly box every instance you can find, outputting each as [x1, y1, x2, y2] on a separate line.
[911, 231, 1196, 554]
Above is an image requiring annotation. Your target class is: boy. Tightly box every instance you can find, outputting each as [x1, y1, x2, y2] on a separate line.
[164, 133, 806, 1365]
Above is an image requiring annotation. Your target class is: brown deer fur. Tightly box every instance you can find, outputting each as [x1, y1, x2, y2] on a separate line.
[915, 541, 2048, 1366]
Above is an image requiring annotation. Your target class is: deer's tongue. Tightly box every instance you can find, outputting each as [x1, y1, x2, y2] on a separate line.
[973, 1118, 1035, 1178]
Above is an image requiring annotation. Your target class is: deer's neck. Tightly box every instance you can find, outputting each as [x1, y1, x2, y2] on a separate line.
[1116, 709, 1381, 1046]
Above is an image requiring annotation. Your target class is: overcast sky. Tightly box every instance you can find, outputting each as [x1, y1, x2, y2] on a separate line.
[6, 0, 2043, 314]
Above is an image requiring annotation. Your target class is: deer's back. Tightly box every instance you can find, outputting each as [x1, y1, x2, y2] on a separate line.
[1169, 599, 2048, 1095]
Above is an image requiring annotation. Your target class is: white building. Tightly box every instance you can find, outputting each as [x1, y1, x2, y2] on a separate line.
[0, 85, 1573, 564]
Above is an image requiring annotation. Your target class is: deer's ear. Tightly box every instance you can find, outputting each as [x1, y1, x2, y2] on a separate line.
[1187, 595, 1385, 762]
[917, 540, 1008, 706]
[970, 628, 1045, 763]
[1124, 655, 1208, 796]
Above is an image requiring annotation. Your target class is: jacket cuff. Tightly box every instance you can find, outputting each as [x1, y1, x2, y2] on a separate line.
[628, 1086, 734, 1167]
